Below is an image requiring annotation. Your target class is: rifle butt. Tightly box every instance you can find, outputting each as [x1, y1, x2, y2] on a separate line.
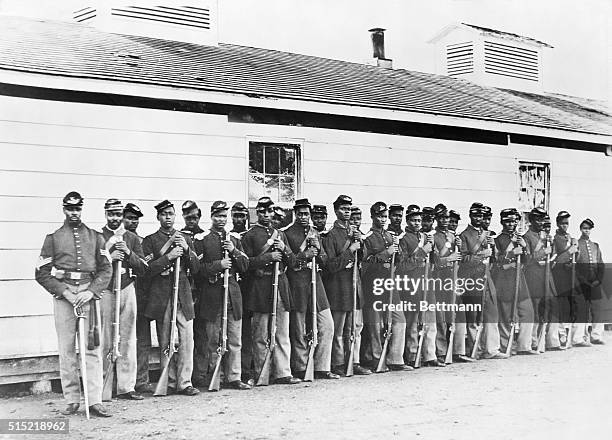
[256, 350, 272, 386]
[101, 362, 115, 401]
[505, 325, 516, 356]
[375, 339, 390, 372]
[414, 331, 425, 368]
[153, 356, 172, 396]
[345, 344, 355, 377]
[444, 331, 454, 365]
[470, 326, 482, 359]
[208, 357, 223, 392]
[303, 349, 315, 382]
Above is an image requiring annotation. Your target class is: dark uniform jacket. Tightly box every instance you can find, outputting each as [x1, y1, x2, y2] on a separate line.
[101, 226, 147, 291]
[576, 237, 605, 300]
[36, 220, 112, 300]
[362, 228, 397, 307]
[397, 229, 429, 302]
[523, 229, 556, 299]
[141, 229, 199, 321]
[322, 220, 362, 312]
[194, 229, 249, 321]
[552, 230, 578, 297]
[241, 223, 296, 313]
[432, 228, 457, 278]
[493, 232, 531, 302]
[283, 222, 330, 313]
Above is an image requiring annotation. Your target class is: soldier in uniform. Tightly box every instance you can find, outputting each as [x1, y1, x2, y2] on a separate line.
[522, 208, 563, 351]
[399, 205, 442, 367]
[552, 211, 579, 347]
[361, 202, 410, 371]
[241, 197, 301, 385]
[448, 210, 461, 233]
[196, 201, 252, 389]
[387, 204, 404, 236]
[283, 198, 339, 380]
[142, 200, 200, 396]
[349, 206, 363, 233]
[123, 203, 156, 394]
[323, 195, 371, 376]
[421, 207, 435, 234]
[271, 206, 287, 230]
[576, 219, 606, 345]
[35, 192, 112, 417]
[482, 206, 494, 236]
[312, 205, 328, 233]
[100, 199, 147, 400]
[181, 200, 205, 236]
[494, 208, 537, 355]
[458, 202, 508, 359]
[431, 204, 462, 363]
[230, 202, 254, 383]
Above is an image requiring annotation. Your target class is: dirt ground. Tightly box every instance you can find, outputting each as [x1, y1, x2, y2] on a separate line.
[1, 334, 611, 440]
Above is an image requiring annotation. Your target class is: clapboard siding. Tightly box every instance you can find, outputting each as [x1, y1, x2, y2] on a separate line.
[2, 95, 612, 361]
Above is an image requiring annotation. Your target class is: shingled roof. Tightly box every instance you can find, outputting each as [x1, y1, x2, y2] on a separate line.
[0, 16, 609, 137]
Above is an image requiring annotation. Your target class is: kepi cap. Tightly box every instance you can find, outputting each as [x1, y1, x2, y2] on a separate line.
[388, 204, 404, 213]
[580, 218, 595, 229]
[556, 210, 571, 221]
[63, 191, 83, 207]
[449, 210, 461, 220]
[500, 208, 520, 221]
[211, 200, 229, 215]
[104, 198, 123, 212]
[182, 200, 200, 215]
[422, 206, 435, 219]
[469, 202, 485, 215]
[333, 195, 352, 209]
[256, 196, 275, 211]
[370, 201, 387, 216]
[405, 204, 422, 218]
[124, 202, 143, 218]
[155, 200, 174, 213]
[312, 205, 328, 215]
[350, 206, 362, 216]
[231, 202, 249, 214]
[293, 198, 312, 210]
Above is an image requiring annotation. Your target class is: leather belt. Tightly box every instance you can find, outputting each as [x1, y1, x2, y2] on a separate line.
[52, 268, 93, 281]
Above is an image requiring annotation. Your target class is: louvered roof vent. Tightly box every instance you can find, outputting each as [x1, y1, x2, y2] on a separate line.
[429, 23, 552, 92]
[73, 1, 218, 46]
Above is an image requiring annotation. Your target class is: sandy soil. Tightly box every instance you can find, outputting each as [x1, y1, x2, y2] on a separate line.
[1, 334, 611, 440]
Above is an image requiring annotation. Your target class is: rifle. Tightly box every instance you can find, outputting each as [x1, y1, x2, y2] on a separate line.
[154, 256, 181, 396]
[470, 230, 491, 359]
[444, 240, 460, 365]
[415, 233, 432, 368]
[566, 237, 576, 348]
[256, 260, 279, 386]
[74, 305, 90, 419]
[506, 251, 522, 356]
[376, 233, 397, 372]
[304, 256, 318, 382]
[345, 249, 359, 377]
[102, 260, 122, 401]
[536, 234, 551, 352]
[209, 245, 230, 392]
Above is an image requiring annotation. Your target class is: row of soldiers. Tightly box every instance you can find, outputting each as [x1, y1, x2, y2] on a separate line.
[35, 192, 606, 418]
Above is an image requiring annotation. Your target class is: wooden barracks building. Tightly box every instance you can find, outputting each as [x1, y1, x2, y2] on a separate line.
[0, 2, 610, 387]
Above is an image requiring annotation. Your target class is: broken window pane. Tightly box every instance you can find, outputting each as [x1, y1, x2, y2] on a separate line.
[264, 146, 279, 174]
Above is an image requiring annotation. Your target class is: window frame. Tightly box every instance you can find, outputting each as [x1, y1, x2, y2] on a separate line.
[516, 158, 551, 231]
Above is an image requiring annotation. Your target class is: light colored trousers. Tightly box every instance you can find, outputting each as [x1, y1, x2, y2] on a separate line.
[498, 297, 534, 353]
[101, 283, 137, 396]
[331, 309, 364, 367]
[205, 302, 242, 383]
[155, 301, 194, 391]
[252, 297, 292, 381]
[290, 308, 334, 372]
[364, 309, 407, 366]
[405, 308, 437, 363]
[53, 283, 103, 406]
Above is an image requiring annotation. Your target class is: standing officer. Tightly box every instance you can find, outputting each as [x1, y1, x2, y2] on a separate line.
[522, 208, 562, 351]
[35, 192, 112, 417]
[284, 198, 338, 380]
[229, 202, 253, 384]
[399, 205, 441, 367]
[323, 195, 371, 376]
[494, 208, 537, 355]
[387, 204, 404, 236]
[552, 211, 579, 347]
[576, 219, 606, 345]
[123, 203, 156, 394]
[100, 199, 147, 400]
[142, 200, 200, 396]
[361, 202, 410, 371]
[242, 197, 301, 385]
[197, 201, 251, 389]
[431, 204, 462, 363]
[312, 205, 329, 233]
[458, 202, 507, 360]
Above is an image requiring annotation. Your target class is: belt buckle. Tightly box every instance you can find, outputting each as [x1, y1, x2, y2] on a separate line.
[68, 272, 83, 280]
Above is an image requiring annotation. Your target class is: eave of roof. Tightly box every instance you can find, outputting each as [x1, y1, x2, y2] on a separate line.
[0, 16, 609, 142]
